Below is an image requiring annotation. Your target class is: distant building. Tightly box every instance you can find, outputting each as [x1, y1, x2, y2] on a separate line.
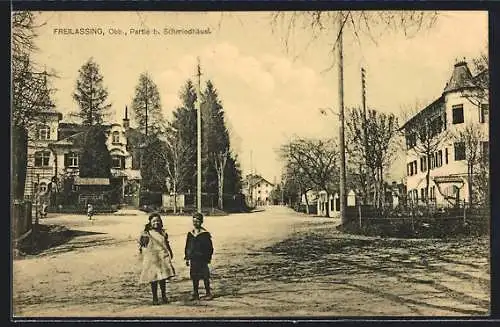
[242, 174, 274, 206]
[24, 106, 142, 206]
[401, 60, 488, 207]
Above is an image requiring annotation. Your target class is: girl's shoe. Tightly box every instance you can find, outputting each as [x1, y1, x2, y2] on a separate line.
[190, 293, 199, 301]
[161, 295, 169, 304]
[152, 299, 160, 305]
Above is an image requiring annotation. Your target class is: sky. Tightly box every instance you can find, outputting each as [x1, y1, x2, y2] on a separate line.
[27, 11, 488, 183]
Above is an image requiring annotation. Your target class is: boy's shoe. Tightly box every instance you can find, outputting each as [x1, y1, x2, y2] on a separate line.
[190, 293, 200, 301]
[161, 295, 169, 304]
[152, 299, 160, 305]
[202, 293, 213, 301]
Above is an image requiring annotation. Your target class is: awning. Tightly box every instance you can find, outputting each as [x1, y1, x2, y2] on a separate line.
[433, 175, 466, 184]
[74, 177, 110, 185]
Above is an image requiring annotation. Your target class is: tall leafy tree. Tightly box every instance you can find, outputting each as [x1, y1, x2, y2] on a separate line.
[131, 72, 164, 136]
[72, 58, 111, 126]
[201, 80, 231, 209]
[170, 80, 198, 194]
[79, 125, 112, 178]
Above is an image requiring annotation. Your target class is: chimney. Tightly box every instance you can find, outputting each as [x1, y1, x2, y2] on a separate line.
[123, 105, 130, 130]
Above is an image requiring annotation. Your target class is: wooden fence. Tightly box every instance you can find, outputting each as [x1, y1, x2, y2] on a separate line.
[12, 200, 33, 242]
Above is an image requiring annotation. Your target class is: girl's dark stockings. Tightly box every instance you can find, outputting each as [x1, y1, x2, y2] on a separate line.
[151, 280, 168, 304]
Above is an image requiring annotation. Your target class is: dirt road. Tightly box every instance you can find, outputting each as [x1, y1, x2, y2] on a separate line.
[12, 206, 489, 317]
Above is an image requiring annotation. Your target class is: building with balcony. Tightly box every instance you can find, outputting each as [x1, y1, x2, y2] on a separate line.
[401, 60, 489, 207]
[24, 106, 142, 206]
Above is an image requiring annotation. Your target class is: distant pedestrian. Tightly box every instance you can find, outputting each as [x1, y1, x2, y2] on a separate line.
[138, 213, 175, 305]
[184, 212, 214, 300]
[87, 203, 94, 220]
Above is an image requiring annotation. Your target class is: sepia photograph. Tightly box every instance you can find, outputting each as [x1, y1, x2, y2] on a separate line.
[11, 9, 490, 318]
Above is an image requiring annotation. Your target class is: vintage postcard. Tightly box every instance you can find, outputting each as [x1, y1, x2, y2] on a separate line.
[11, 10, 490, 318]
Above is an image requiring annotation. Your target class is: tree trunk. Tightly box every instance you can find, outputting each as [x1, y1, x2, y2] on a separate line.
[218, 173, 224, 210]
[12, 125, 28, 200]
[468, 162, 473, 207]
[173, 183, 177, 214]
[304, 191, 310, 214]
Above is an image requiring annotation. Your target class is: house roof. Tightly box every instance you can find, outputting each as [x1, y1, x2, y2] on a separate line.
[245, 174, 274, 187]
[50, 131, 86, 147]
[74, 177, 110, 185]
[443, 61, 476, 94]
[400, 96, 444, 131]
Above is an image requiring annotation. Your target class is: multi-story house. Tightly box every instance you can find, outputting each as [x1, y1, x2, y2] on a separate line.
[401, 60, 489, 207]
[242, 174, 274, 206]
[24, 106, 142, 206]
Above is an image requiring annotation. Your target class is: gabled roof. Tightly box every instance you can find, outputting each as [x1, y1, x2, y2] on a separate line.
[400, 96, 444, 131]
[245, 174, 274, 187]
[443, 61, 476, 94]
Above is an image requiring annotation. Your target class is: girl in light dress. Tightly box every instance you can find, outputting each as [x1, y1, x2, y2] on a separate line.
[138, 213, 175, 305]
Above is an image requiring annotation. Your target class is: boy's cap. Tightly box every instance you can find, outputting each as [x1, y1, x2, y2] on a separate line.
[193, 212, 204, 222]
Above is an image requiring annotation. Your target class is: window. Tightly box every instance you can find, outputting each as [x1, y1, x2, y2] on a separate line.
[34, 151, 50, 167]
[406, 132, 417, 149]
[429, 154, 435, 170]
[413, 160, 417, 174]
[430, 186, 436, 201]
[454, 142, 466, 161]
[481, 141, 489, 161]
[480, 104, 489, 123]
[112, 156, 124, 169]
[421, 188, 425, 201]
[414, 189, 419, 203]
[420, 157, 427, 172]
[452, 104, 464, 124]
[445, 148, 449, 164]
[65, 152, 79, 167]
[112, 131, 120, 144]
[436, 150, 443, 168]
[38, 124, 50, 140]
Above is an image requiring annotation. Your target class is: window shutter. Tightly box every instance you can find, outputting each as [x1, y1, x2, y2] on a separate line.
[64, 153, 69, 167]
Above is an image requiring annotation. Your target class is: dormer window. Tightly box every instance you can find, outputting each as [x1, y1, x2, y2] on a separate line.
[112, 131, 120, 144]
[38, 124, 50, 140]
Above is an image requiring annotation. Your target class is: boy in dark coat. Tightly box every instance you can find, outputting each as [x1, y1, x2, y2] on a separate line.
[184, 212, 214, 300]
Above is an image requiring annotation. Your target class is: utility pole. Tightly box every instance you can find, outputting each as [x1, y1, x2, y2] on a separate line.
[361, 67, 369, 205]
[196, 58, 202, 213]
[145, 75, 148, 137]
[338, 12, 347, 226]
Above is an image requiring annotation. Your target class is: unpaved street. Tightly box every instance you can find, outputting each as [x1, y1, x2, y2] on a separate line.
[12, 206, 489, 317]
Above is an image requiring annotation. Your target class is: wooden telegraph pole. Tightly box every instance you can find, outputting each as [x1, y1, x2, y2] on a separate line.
[338, 12, 347, 226]
[196, 58, 202, 213]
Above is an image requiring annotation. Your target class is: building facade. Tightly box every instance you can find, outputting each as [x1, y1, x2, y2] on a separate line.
[242, 174, 274, 206]
[402, 60, 489, 207]
[24, 107, 141, 206]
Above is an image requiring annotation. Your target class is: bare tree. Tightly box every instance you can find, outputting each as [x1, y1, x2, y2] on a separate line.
[280, 138, 338, 216]
[213, 148, 229, 210]
[12, 11, 57, 199]
[346, 107, 399, 207]
[269, 11, 438, 70]
[453, 123, 487, 207]
[159, 125, 191, 214]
